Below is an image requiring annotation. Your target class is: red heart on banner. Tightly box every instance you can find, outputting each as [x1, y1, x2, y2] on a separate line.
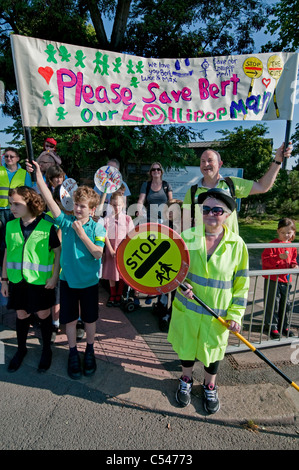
[262, 78, 271, 88]
[38, 66, 54, 84]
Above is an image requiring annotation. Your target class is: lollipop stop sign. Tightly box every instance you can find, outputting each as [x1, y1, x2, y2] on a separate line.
[116, 223, 190, 295]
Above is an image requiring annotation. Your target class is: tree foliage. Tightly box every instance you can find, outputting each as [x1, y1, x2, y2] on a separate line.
[123, 0, 271, 58]
[0, 0, 96, 118]
[268, 170, 299, 216]
[261, 0, 299, 53]
[291, 123, 299, 169]
[216, 124, 273, 181]
[215, 124, 299, 217]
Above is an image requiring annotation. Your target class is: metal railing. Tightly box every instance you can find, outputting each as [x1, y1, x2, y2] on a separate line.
[226, 242, 299, 353]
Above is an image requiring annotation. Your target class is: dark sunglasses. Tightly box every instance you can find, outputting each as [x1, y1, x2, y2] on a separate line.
[202, 205, 227, 216]
[151, 167, 162, 172]
[4, 154, 17, 159]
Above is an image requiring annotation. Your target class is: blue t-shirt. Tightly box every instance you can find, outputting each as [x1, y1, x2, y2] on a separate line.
[55, 212, 106, 288]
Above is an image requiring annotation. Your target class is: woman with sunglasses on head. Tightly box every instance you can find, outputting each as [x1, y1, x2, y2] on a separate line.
[137, 162, 173, 307]
[168, 188, 249, 414]
[137, 162, 173, 224]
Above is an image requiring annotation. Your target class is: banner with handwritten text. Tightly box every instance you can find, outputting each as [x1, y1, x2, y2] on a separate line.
[11, 34, 298, 128]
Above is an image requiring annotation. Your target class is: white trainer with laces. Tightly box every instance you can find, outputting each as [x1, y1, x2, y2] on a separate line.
[176, 376, 193, 407]
[203, 383, 220, 414]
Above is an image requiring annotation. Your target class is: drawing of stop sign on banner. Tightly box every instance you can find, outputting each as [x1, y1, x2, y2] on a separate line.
[116, 223, 190, 295]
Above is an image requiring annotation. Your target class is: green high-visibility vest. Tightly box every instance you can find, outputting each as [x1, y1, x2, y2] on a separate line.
[0, 167, 27, 208]
[6, 218, 55, 285]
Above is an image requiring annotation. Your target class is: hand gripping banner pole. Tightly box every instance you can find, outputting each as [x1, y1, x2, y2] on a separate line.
[282, 120, 292, 170]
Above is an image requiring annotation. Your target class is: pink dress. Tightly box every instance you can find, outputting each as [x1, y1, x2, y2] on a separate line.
[102, 212, 134, 281]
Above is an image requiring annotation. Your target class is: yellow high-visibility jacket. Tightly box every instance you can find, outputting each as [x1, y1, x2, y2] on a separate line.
[168, 225, 249, 366]
[0, 167, 27, 208]
[6, 218, 55, 285]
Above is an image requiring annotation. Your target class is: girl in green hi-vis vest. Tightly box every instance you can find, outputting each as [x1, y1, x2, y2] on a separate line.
[1, 186, 61, 373]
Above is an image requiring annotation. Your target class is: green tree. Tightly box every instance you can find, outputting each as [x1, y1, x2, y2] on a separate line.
[261, 0, 299, 52]
[0, 0, 96, 119]
[268, 170, 299, 216]
[123, 0, 271, 58]
[215, 124, 299, 217]
[216, 124, 276, 216]
[291, 122, 299, 169]
[216, 124, 273, 181]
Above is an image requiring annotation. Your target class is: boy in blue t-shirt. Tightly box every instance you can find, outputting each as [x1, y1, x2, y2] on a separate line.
[27, 160, 106, 380]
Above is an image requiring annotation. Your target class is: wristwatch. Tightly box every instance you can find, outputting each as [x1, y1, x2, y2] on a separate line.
[274, 160, 282, 165]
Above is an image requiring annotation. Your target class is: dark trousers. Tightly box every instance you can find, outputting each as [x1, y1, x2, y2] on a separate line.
[264, 279, 291, 331]
[181, 359, 220, 375]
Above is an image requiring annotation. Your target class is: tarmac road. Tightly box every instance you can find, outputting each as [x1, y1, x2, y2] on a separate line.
[0, 357, 298, 452]
[0, 286, 299, 452]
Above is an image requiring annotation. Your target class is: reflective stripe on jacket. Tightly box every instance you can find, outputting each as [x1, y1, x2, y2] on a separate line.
[0, 167, 27, 208]
[6, 218, 55, 285]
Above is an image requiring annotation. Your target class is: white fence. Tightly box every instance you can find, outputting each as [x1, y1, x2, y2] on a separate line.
[226, 242, 299, 353]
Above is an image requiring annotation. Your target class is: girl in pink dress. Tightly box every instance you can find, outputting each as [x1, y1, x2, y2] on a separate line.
[102, 193, 134, 306]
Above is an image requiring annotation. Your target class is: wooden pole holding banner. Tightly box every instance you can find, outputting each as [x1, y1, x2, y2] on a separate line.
[282, 120, 292, 170]
[24, 127, 36, 182]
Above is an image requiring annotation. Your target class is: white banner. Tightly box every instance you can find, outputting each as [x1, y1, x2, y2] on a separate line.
[11, 34, 298, 128]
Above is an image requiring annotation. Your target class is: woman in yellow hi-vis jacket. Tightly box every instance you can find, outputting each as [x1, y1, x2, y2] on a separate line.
[168, 188, 249, 414]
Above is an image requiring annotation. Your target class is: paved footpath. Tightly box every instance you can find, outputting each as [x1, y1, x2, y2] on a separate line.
[1, 284, 299, 427]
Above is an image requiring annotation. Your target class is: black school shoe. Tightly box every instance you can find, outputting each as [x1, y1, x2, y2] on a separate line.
[83, 350, 97, 377]
[67, 352, 82, 380]
[283, 328, 295, 337]
[270, 329, 280, 339]
[8, 348, 27, 372]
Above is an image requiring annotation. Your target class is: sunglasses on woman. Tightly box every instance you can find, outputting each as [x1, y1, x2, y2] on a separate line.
[151, 167, 162, 172]
[202, 205, 228, 216]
